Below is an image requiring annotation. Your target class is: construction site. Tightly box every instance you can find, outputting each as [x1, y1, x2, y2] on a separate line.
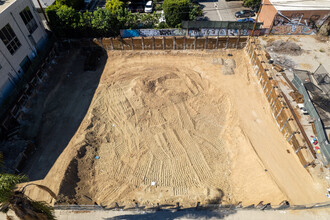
[1, 36, 330, 213]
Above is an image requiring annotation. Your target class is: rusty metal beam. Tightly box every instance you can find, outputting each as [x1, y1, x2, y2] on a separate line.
[281, 92, 317, 158]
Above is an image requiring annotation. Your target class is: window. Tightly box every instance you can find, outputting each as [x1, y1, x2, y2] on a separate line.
[20, 56, 32, 73]
[19, 7, 38, 34]
[0, 24, 21, 55]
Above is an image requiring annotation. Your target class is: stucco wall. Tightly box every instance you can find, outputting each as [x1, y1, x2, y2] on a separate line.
[0, 0, 47, 105]
[259, 0, 278, 28]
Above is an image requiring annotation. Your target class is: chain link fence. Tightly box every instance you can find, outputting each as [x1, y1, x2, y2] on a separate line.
[292, 72, 330, 165]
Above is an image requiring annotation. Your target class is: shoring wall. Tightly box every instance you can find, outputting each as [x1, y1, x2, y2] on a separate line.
[246, 39, 316, 167]
[92, 36, 248, 50]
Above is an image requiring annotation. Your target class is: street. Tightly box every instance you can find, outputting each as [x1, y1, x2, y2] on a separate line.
[199, 0, 249, 21]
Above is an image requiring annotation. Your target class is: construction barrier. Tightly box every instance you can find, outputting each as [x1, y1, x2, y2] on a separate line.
[54, 200, 330, 211]
[246, 39, 315, 167]
[92, 36, 248, 50]
[292, 72, 330, 165]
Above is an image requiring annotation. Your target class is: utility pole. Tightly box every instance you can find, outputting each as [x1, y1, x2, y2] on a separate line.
[35, 0, 50, 25]
[250, 2, 263, 38]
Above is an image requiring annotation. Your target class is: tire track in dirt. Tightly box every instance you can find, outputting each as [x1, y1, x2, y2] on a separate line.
[53, 51, 296, 207]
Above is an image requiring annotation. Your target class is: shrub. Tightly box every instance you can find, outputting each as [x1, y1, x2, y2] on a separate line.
[163, 0, 190, 27]
[105, 0, 124, 15]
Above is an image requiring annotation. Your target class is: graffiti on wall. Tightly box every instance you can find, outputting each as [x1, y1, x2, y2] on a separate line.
[188, 29, 251, 37]
[121, 28, 263, 38]
[120, 29, 187, 38]
[271, 12, 330, 35]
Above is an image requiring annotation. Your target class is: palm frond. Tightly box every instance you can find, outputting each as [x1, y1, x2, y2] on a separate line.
[30, 200, 56, 220]
[34, 185, 57, 200]
[0, 174, 28, 203]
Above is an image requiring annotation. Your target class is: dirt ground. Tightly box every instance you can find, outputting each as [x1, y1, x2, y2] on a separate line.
[22, 49, 328, 208]
[260, 35, 330, 72]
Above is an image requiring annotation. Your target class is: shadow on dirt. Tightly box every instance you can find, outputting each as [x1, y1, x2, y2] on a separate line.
[20, 41, 107, 181]
[105, 209, 236, 220]
[103, 188, 234, 219]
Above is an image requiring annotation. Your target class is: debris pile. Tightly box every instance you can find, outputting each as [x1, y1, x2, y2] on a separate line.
[267, 40, 303, 56]
[271, 54, 296, 70]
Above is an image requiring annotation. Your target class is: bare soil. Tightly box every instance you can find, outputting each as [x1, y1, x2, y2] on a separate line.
[23, 50, 328, 208]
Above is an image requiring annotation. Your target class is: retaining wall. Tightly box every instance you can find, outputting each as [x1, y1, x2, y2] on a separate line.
[92, 36, 248, 50]
[246, 39, 315, 167]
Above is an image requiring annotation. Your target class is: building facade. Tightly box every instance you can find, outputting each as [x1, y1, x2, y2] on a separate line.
[259, 0, 330, 35]
[0, 0, 48, 106]
[31, 0, 55, 9]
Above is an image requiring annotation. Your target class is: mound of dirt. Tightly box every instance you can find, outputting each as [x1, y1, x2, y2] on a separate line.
[267, 40, 303, 56]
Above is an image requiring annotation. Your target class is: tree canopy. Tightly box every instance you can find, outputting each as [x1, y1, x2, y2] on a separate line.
[46, 0, 201, 37]
[163, 0, 190, 28]
[56, 0, 84, 10]
[243, 0, 261, 8]
[105, 0, 124, 15]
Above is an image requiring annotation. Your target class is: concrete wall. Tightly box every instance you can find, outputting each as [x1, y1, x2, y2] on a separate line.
[0, 0, 47, 106]
[246, 39, 315, 167]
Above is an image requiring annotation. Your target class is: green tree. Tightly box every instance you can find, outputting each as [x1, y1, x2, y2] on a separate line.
[163, 0, 190, 27]
[140, 12, 159, 28]
[243, 0, 261, 8]
[0, 155, 56, 220]
[56, 5, 80, 29]
[189, 3, 202, 21]
[92, 8, 120, 37]
[46, 5, 81, 37]
[56, 0, 84, 10]
[78, 11, 93, 36]
[105, 0, 124, 14]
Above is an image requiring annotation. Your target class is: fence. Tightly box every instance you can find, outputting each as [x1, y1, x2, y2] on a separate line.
[92, 36, 248, 50]
[53, 200, 330, 211]
[120, 29, 187, 38]
[119, 21, 264, 38]
[292, 72, 330, 164]
[246, 39, 316, 167]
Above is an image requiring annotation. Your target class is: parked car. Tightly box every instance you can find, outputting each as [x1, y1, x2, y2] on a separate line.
[237, 18, 255, 23]
[145, 1, 153, 13]
[128, 4, 144, 13]
[235, 10, 255, 18]
[136, 5, 144, 13]
[298, 103, 308, 115]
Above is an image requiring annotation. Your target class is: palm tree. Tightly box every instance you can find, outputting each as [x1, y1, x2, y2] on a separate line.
[0, 152, 56, 220]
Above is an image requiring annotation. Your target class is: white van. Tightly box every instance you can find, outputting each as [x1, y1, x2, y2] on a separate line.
[145, 1, 153, 13]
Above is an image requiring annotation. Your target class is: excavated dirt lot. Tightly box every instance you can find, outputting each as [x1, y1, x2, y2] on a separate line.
[23, 49, 328, 208]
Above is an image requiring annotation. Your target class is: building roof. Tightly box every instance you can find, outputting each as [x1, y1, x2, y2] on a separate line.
[269, 0, 330, 11]
[32, 0, 55, 8]
[0, 0, 15, 13]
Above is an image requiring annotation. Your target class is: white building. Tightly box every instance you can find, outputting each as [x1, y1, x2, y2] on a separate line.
[0, 0, 48, 106]
[31, 0, 55, 9]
